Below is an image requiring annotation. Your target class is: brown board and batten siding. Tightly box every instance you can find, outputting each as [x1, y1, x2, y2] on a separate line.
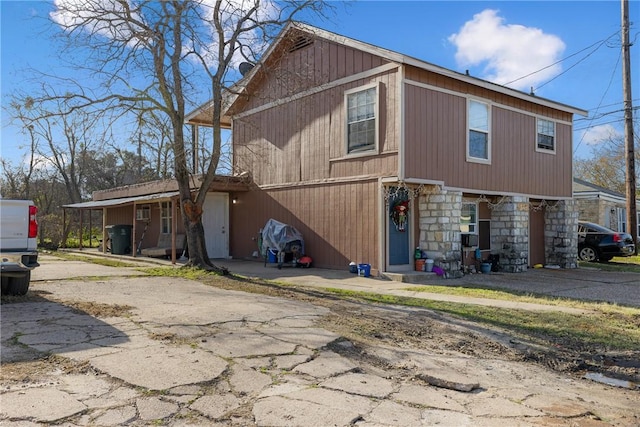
[230, 34, 405, 270]
[238, 32, 390, 113]
[403, 68, 574, 198]
[230, 180, 379, 270]
[234, 73, 400, 185]
[103, 204, 185, 252]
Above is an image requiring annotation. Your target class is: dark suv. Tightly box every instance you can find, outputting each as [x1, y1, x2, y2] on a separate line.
[577, 221, 635, 262]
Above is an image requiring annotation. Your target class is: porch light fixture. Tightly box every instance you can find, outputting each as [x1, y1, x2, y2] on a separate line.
[232, 197, 238, 204]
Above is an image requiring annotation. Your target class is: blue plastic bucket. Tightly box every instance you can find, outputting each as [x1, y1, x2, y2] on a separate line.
[357, 263, 371, 277]
[267, 249, 277, 263]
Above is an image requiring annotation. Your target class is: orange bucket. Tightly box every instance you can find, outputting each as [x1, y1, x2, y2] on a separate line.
[415, 259, 425, 272]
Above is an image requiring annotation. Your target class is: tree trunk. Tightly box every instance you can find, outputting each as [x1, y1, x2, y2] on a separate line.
[180, 197, 228, 274]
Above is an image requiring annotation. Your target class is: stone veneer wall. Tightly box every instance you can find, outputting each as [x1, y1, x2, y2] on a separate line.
[417, 189, 579, 275]
[490, 196, 529, 273]
[545, 200, 579, 268]
[577, 198, 599, 224]
[417, 188, 462, 276]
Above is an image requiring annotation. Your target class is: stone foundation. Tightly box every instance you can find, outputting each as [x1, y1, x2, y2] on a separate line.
[416, 187, 578, 275]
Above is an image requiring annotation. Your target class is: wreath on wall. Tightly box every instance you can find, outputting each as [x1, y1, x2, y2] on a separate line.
[390, 200, 409, 232]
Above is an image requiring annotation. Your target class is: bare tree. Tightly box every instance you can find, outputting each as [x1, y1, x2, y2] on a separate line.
[574, 128, 640, 194]
[8, 96, 108, 203]
[29, 0, 332, 271]
[0, 120, 42, 199]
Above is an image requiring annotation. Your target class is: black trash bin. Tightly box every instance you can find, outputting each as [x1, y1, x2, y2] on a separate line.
[109, 224, 133, 255]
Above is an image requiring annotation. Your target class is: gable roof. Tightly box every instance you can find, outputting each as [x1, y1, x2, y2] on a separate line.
[573, 177, 626, 202]
[186, 21, 588, 124]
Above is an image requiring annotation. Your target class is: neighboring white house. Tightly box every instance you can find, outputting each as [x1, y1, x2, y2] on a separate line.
[573, 177, 640, 237]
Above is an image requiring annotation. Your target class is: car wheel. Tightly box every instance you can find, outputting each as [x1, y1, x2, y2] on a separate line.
[579, 246, 599, 262]
[5, 272, 30, 296]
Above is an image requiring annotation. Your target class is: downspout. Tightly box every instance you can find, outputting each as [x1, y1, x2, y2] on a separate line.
[102, 208, 107, 254]
[132, 203, 137, 258]
[398, 64, 406, 182]
[171, 197, 178, 264]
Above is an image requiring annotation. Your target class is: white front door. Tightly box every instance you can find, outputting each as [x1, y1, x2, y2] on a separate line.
[203, 192, 229, 259]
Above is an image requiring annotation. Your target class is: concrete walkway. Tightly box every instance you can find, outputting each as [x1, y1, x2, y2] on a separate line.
[1, 252, 637, 426]
[58, 248, 640, 308]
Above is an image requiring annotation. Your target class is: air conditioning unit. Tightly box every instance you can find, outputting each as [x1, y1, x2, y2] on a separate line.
[136, 206, 150, 221]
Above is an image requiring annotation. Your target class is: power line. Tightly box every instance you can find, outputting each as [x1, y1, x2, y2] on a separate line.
[583, 98, 640, 112]
[504, 30, 619, 87]
[573, 45, 622, 154]
[536, 31, 620, 91]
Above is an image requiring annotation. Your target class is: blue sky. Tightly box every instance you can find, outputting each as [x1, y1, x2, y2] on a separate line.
[1, 0, 638, 166]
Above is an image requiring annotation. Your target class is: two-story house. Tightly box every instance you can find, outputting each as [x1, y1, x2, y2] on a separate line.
[187, 22, 587, 275]
[67, 22, 587, 275]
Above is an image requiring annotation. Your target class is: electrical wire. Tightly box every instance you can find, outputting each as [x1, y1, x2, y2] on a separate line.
[504, 30, 619, 87]
[573, 47, 622, 155]
[536, 32, 620, 91]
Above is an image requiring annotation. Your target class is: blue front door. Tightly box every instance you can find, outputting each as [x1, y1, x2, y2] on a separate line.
[388, 188, 410, 265]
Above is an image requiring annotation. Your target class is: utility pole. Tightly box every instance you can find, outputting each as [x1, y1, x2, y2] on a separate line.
[621, 0, 637, 251]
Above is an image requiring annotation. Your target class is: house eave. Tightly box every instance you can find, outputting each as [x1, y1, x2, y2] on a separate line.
[290, 22, 588, 117]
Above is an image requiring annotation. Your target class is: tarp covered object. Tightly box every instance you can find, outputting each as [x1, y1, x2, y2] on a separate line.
[261, 219, 304, 255]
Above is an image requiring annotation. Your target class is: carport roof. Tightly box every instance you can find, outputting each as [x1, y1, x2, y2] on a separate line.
[63, 191, 180, 210]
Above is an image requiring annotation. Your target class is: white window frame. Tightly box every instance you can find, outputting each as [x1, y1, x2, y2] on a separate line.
[617, 207, 627, 233]
[467, 99, 491, 164]
[345, 83, 379, 156]
[160, 201, 172, 234]
[460, 202, 478, 234]
[536, 118, 556, 153]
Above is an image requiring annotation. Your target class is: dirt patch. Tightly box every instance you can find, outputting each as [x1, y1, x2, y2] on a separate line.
[203, 274, 640, 386]
[0, 355, 95, 385]
[63, 301, 134, 318]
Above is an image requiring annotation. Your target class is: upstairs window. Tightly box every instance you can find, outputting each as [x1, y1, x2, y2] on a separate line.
[346, 85, 377, 154]
[468, 100, 490, 163]
[537, 118, 555, 152]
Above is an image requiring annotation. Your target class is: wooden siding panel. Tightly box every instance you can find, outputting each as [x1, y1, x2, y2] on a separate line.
[242, 37, 390, 113]
[404, 84, 573, 198]
[230, 181, 379, 270]
[235, 69, 400, 186]
[404, 65, 573, 123]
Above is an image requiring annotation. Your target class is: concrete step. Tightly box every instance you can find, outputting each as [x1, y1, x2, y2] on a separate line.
[382, 271, 438, 284]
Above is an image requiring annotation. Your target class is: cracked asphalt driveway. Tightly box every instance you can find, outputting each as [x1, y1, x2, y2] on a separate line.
[1, 255, 638, 426]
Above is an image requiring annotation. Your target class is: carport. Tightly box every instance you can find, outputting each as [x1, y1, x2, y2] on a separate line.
[62, 175, 252, 264]
[62, 191, 183, 263]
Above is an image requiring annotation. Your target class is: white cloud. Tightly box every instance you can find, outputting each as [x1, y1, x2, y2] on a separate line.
[580, 124, 622, 146]
[448, 9, 565, 92]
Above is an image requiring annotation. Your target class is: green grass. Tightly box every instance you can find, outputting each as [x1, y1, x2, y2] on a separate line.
[579, 254, 640, 273]
[402, 284, 639, 314]
[322, 288, 640, 351]
[49, 252, 141, 268]
[141, 266, 216, 280]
